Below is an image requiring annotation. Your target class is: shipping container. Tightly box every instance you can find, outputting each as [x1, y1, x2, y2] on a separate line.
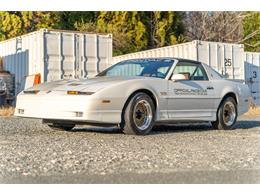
[0, 29, 112, 95]
[113, 40, 260, 106]
[113, 40, 245, 80]
[244, 52, 260, 106]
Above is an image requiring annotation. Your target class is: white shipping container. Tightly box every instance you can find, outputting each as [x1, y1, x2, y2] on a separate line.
[244, 52, 260, 106]
[113, 40, 245, 80]
[0, 29, 112, 95]
[113, 40, 260, 105]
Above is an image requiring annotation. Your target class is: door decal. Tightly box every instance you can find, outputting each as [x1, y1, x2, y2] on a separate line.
[174, 88, 208, 95]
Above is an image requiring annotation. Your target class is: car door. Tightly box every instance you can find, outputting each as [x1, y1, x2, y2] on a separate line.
[167, 61, 216, 120]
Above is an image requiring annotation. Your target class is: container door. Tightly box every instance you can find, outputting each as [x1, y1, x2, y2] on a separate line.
[196, 41, 244, 80]
[74, 34, 81, 79]
[44, 32, 64, 81]
[247, 66, 260, 106]
[244, 53, 260, 106]
[78, 34, 112, 78]
[44, 32, 80, 81]
[78, 34, 98, 78]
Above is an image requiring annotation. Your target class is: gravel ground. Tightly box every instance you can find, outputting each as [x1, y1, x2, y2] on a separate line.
[0, 115, 260, 183]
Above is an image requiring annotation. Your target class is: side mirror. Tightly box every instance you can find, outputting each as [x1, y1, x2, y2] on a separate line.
[171, 74, 187, 81]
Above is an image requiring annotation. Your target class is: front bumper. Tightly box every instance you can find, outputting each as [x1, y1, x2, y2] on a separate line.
[14, 93, 122, 124]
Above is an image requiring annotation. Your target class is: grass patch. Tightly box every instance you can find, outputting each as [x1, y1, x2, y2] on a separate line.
[244, 105, 260, 116]
[0, 106, 14, 117]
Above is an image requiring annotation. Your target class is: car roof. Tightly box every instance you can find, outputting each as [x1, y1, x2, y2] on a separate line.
[122, 57, 202, 64]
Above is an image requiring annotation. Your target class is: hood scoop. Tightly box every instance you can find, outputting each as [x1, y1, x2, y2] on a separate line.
[68, 83, 82, 86]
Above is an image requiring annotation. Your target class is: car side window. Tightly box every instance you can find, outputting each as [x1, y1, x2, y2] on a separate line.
[172, 61, 208, 81]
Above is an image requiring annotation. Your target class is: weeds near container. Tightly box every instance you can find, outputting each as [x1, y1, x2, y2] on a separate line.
[244, 105, 260, 116]
[0, 106, 14, 117]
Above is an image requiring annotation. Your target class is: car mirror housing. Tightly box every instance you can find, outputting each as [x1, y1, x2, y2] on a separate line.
[171, 74, 187, 81]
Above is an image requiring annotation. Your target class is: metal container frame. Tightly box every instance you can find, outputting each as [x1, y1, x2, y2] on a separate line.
[113, 40, 245, 80]
[0, 29, 112, 95]
[112, 40, 260, 105]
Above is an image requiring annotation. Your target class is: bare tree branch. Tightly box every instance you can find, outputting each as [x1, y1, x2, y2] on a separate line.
[184, 12, 244, 43]
[243, 41, 260, 48]
[237, 29, 260, 43]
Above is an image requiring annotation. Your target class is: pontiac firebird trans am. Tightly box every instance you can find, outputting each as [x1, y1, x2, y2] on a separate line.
[15, 58, 251, 135]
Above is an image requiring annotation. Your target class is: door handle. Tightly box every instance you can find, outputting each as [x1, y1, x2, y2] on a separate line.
[207, 86, 214, 90]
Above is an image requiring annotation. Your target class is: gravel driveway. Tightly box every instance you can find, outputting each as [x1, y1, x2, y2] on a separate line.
[0, 115, 260, 183]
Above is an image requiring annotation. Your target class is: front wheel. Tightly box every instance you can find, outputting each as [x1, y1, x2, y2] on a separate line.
[120, 92, 155, 135]
[48, 123, 75, 131]
[211, 97, 237, 130]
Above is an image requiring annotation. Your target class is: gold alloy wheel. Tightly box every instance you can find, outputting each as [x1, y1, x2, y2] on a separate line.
[223, 101, 236, 126]
[133, 99, 153, 130]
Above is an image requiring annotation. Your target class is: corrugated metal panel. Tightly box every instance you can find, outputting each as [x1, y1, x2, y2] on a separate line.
[0, 29, 112, 95]
[196, 41, 244, 80]
[113, 41, 260, 105]
[112, 40, 245, 80]
[0, 31, 43, 94]
[244, 52, 260, 106]
[112, 41, 197, 64]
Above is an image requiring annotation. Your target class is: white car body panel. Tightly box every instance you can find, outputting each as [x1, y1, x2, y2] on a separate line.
[15, 58, 251, 125]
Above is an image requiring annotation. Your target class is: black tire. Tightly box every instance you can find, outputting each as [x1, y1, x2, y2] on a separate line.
[120, 92, 155, 135]
[211, 97, 237, 130]
[48, 123, 75, 131]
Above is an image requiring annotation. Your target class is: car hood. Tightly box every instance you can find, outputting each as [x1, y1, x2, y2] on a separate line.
[25, 76, 147, 93]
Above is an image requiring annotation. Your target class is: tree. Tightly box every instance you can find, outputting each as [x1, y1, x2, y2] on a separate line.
[142, 11, 185, 49]
[183, 12, 244, 43]
[241, 12, 260, 52]
[0, 12, 23, 40]
[0, 11, 59, 41]
[56, 11, 96, 30]
[75, 11, 185, 55]
[96, 11, 147, 55]
[0, 11, 185, 55]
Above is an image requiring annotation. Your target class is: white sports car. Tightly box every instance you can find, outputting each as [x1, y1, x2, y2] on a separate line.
[15, 58, 251, 135]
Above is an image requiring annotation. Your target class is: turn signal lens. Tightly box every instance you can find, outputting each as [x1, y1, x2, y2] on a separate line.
[102, 100, 111, 103]
[67, 91, 79, 95]
[67, 91, 94, 95]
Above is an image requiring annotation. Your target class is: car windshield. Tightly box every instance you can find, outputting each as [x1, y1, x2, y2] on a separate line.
[97, 59, 174, 79]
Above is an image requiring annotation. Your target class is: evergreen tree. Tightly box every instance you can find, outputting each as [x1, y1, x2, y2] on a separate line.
[0, 11, 59, 41]
[0, 11, 185, 55]
[142, 11, 185, 49]
[0, 12, 23, 40]
[242, 12, 260, 52]
[56, 11, 96, 30]
[96, 11, 147, 55]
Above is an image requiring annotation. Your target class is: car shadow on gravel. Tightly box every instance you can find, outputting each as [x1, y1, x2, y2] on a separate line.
[71, 126, 122, 134]
[69, 119, 260, 135]
[71, 123, 213, 135]
[234, 120, 260, 129]
[151, 120, 260, 135]
[151, 123, 213, 135]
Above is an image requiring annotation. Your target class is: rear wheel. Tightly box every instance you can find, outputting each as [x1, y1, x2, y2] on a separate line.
[211, 97, 237, 130]
[120, 92, 155, 135]
[48, 123, 75, 131]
